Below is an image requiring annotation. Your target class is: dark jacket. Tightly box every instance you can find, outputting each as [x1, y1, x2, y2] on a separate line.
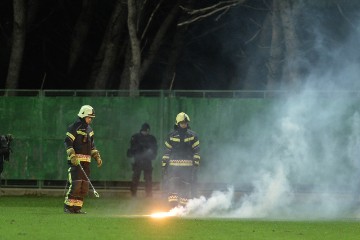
[127, 132, 157, 161]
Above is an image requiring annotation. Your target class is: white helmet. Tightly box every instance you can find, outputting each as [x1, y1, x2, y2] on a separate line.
[78, 105, 95, 118]
[175, 112, 190, 125]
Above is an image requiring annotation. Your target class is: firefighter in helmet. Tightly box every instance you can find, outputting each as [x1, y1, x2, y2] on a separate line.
[162, 112, 200, 207]
[63, 105, 103, 214]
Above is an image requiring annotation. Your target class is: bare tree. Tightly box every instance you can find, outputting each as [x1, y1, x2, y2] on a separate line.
[178, 0, 245, 26]
[67, 0, 94, 73]
[161, 0, 194, 89]
[266, 0, 302, 91]
[127, 0, 141, 93]
[119, 40, 131, 90]
[5, 0, 26, 90]
[139, 1, 181, 80]
[241, 11, 272, 90]
[279, 0, 301, 90]
[90, 0, 127, 90]
[166, 0, 246, 90]
[122, 1, 181, 91]
[266, 0, 284, 90]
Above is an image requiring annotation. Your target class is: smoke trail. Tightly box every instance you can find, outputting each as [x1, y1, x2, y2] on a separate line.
[170, 187, 234, 217]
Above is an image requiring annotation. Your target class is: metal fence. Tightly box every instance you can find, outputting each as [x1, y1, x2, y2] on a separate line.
[1, 89, 360, 190]
[2, 89, 360, 97]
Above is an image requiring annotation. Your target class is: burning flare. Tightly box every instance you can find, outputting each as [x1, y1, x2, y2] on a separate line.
[150, 206, 186, 218]
[150, 211, 175, 218]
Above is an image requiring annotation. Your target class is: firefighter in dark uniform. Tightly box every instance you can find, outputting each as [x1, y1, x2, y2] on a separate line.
[127, 123, 158, 197]
[162, 112, 200, 207]
[63, 105, 103, 214]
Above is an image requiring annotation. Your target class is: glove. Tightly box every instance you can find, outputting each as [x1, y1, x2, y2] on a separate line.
[193, 154, 200, 167]
[70, 155, 80, 166]
[91, 150, 102, 168]
[67, 148, 79, 166]
[193, 159, 200, 167]
[96, 158, 103, 168]
[162, 155, 169, 168]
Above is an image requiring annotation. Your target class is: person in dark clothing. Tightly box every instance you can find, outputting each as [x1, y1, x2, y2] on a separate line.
[63, 105, 103, 214]
[162, 112, 200, 208]
[0, 134, 13, 180]
[127, 123, 157, 197]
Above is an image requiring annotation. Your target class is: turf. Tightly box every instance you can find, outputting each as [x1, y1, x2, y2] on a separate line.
[1, 195, 360, 240]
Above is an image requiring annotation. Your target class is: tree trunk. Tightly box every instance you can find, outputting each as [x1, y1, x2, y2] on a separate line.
[279, 0, 301, 90]
[6, 0, 26, 91]
[161, 0, 193, 89]
[266, 0, 284, 91]
[127, 0, 141, 94]
[242, 11, 272, 90]
[89, 0, 127, 90]
[67, 0, 94, 74]
[119, 40, 132, 90]
[161, 25, 187, 90]
[139, 1, 180, 81]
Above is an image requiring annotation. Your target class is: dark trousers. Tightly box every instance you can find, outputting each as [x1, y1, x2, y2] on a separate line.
[0, 157, 3, 176]
[0, 153, 8, 176]
[131, 159, 153, 197]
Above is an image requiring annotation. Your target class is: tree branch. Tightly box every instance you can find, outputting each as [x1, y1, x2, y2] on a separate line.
[181, 0, 242, 15]
[177, 0, 245, 26]
[141, 0, 163, 41]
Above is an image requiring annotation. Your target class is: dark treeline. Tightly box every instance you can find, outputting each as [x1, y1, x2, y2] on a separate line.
[0, 0, 359, 91]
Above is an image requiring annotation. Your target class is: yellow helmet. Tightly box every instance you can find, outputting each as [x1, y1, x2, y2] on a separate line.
[78, 105, 95, 118]
[175, 112, 190, 125]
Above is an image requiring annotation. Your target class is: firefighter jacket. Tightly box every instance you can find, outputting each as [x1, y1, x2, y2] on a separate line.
[162, 127, 200, 167]
[127, 132, 157, 161]
[64, 118, 96, 163]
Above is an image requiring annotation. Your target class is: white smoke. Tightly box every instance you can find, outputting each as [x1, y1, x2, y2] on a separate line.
[183, 11, 360, 219]
[174, 92, 360, 219]
[171, 187, 234, 217]
[231, 165, 293, 218]
[166, 7, 360, 220]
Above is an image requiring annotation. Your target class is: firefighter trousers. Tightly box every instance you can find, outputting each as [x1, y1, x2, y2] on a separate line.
[166, 165, 193, 206]
[64, 163, 90, 212]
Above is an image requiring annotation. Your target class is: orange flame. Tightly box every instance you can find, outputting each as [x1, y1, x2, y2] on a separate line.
[150, 211, 175, 218]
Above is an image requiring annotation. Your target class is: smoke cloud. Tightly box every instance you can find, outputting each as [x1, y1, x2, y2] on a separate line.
[186, 90, 360, 219]
[177, 12, 360, 219]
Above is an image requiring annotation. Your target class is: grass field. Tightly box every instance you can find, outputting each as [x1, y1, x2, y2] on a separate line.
[1, 195, 360, 240]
